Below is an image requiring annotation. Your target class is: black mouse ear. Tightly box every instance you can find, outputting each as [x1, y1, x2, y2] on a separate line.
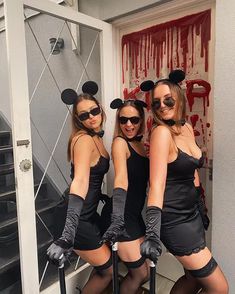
[169, 69, 185, 84]
[82, 81, 98, 96]
[140, 80, 155, 92]
[110, 98, 123, 109]
[61, 88, 77, 105]
[135, 100, 147, 108]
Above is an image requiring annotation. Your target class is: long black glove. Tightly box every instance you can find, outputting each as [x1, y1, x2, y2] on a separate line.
[47, 193, 84, 264]
[196, 186, 210, 230]
[140, 206, 162, 263]
[101, 187, 127, 244]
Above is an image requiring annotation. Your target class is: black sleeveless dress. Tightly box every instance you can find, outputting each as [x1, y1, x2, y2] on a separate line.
[119, 139, 149, 242]
[160, 148, 206, 256]
[70, 136, 110, 250]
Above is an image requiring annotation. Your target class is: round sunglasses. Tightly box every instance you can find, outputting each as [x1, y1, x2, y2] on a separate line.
[118, 116, 141, 125]
[77, 106, 101, 121]
[151, 96, 175, 110]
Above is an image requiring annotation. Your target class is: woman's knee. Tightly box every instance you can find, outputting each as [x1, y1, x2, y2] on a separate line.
[94, 256, 113, 279]
[124, 257, 149, 283]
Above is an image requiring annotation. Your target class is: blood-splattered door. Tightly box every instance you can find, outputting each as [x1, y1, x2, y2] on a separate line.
[114, 0, 215, 282]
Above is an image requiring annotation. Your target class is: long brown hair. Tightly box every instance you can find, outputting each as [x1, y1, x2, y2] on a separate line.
[67, 93, 106, 161]
[151, 80, 186, 135]
[113, 100, 145, 139]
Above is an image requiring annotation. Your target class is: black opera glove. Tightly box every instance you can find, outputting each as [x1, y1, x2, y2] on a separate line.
[47, 193, 84, 264]
[102, 188, 128, 244]
[196, 186, 210, 231]
[140, 206, 162, 263]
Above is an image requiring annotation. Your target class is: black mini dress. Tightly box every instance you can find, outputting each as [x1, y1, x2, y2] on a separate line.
[160, 148, 206, 256]
[119, 139, 149, 242]
[70, 136, 110, 251]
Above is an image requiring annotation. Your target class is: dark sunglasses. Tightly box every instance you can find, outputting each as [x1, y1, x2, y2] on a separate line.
[77, 106, 101, 121]
[119, 116, 141, 125]
[151, 96, 175, 110]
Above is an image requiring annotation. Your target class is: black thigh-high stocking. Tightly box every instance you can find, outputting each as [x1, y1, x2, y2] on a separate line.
[81, 264, 113, 294]
[120, 257, 149, 294]
[170, 270, 201, 294]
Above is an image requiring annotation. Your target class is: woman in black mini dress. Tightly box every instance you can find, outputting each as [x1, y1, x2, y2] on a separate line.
[140, 71, 228, 294]
[102, 98, 149, 293]
[47, 83, 112, 294]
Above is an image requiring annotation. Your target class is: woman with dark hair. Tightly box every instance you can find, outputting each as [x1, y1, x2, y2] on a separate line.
[102, 98, 149, 293]
[140, 71, 229, 294]
[47, 84, 113, 294]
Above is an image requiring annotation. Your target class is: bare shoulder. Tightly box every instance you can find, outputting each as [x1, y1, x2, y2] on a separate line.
[112, 136, 128, 149]
[151, 125, 172, 141]
[71, 133, 94, 152]
[112, 137, 128, 156]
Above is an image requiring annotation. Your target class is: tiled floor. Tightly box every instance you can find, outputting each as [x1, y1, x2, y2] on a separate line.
[119, 262, 175, 294]
[142, 274, 175, 293]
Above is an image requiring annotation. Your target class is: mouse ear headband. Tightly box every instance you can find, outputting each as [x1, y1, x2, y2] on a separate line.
[61, 81, 99, 105]
[140, 69, 185, 92]
[110, 98, 147, 109]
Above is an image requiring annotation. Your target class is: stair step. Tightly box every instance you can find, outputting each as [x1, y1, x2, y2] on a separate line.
[0, 163, 14, 176]
[0, 182, 47, 201]
[0, 226, 53, 274]
[0, 146, 13, 155]
[0, 131, 10, 140]
[0, 198, 60, 232]
[0, 131, 11, 148]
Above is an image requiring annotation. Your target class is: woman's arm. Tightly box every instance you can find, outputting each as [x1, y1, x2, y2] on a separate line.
[148, 126, 172, 208]
[101, 137, 129, 243]
[69, 135, 94, 198]
[140, 126, 172, 262]
[112, 137, 129, 190]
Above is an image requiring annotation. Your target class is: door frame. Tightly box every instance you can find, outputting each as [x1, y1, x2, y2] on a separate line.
[111, 0, 216, 281]
[4, 0, 114, 292]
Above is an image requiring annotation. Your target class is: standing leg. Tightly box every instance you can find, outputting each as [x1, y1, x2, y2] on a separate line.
[118, 238, 149, 294]
[170, 270, 201, 294]
[175, 247, 228, 294]
[74, 244, 113, 294]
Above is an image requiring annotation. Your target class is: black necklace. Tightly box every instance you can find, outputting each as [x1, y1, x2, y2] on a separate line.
[89, 129, 104, 138]
[162, 119, 186, 126]
[126, 135, 143, 142]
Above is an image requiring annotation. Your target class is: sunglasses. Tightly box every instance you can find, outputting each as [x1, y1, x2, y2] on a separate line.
[151, 96, 175, 110]
[119, 116, 141, 125]
[77, 106, 101, 121]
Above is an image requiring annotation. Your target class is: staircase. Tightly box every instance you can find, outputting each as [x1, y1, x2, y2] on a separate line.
[0, 123, 63, 292]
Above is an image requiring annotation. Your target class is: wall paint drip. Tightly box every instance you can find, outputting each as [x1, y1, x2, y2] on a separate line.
[122, 10, 211, 83]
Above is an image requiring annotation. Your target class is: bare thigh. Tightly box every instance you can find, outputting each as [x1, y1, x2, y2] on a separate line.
[74, 244, 111, 266]
[175, 247, 228, 291]
[118, 237, 144, 262]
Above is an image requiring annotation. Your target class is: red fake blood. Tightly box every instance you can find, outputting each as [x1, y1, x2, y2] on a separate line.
[190, 114, 199, 129]
[200, 118, 206, 145]
[123, 86, 140, 100]
[186, 79, 211, 115]
[194, 130, 201, 136]
[122, 10, 211, 82]
[147, 116, 153, 132]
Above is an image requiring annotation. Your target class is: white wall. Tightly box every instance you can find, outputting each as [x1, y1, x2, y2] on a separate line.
[212, 0, 235, 290]
[79, 0, 169, 20]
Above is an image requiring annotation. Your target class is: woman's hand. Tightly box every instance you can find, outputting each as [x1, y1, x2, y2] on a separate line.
[140, 206, 162, 263]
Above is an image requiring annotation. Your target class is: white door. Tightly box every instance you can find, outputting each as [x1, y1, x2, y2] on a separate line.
[4, 0, 114, 293]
